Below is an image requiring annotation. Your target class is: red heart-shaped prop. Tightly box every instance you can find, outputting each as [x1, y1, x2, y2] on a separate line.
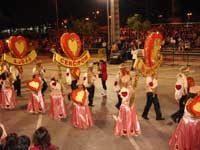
[27, 78, 41, 92]
[71, 67, 80, 79]
[0, 40, 4, 55]
[149, 82, 153, 87]
[71, 88, 86, 105]
[121, 92, 128, 97]
[8, 36, 28, 59]
[186, 95, 200, 117]
[175, 84, 182, 90]
[60, 33, 81, 60]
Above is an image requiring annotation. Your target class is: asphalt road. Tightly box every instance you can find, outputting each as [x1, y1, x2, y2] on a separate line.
[1, 56, 200, 150]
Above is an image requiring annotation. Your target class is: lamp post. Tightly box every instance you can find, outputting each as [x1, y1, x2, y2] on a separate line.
[55, 0, 59, 32]
[106, 0, 111, 52]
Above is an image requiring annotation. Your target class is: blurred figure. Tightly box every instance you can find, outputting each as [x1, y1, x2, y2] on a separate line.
[29, 127, 57, 150]
[33, 59, 48, 96]
[0, 123, 7, 149]
[114, 70, 141, 137]
[71, 80, 93, 129]
[83, 63, 96, 107]
[49, 75, 67, 120]
[27, 71, 46, 114]
[98, 60, 108, 97]
[17, 135, 31, 150]
[0, 72, 17, 110]
[4, 133, 18, 150]
[142, 72, 165, 120]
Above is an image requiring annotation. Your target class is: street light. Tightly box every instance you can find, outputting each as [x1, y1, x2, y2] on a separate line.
[55, 0, 59, 31]
[106, 0, 111, 51]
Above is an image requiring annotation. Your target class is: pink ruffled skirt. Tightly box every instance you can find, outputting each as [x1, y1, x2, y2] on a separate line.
[71, 103, 93, 129]
[49, 94, 67, 119]
[114, 104, 141, 137]
[169, 118, 200, 150]
[0, 88, 17, 109]
[27, 91, 46, 113]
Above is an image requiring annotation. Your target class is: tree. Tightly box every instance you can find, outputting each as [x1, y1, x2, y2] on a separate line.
[72, 19, 97, 50]
[127, 14, 151, 38]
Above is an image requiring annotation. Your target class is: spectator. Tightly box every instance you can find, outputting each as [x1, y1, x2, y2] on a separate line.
[17, 135, 31, 150]
[4, 133, 18, 150]
[29, 127, 57, 150]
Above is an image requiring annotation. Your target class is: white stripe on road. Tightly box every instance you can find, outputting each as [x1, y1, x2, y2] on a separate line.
[36, 114, 43, 129]
[128, 137, 140, 150]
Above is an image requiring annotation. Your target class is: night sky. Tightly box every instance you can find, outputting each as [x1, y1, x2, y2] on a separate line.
[0, 0, 199, 27]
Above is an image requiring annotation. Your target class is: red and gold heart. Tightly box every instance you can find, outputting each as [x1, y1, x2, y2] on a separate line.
[8, 36, 28, 59]
[27, 78, 41, 92]
[71, 88, 86, 105]
[60, 33, 81, 60]
[71, 67, 80, 79]
[187, 96, 200, 117]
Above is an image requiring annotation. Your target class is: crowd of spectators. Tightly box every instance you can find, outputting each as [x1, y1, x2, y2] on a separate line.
[0, 124, 57, 150]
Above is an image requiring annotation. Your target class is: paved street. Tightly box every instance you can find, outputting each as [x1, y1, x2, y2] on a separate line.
[0, 55, 200, 150]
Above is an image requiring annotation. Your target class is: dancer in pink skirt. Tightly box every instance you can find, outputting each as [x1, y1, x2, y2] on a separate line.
[49, 76, 67, 120]
[71, 80, 93, 129]
[27, 71, 46, 114]
[114, 68, 141, 137]
[169, 86, 200, 150]
[0, 72, 17, 110]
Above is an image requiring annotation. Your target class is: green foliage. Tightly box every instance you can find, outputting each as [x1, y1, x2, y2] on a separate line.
[72, 19, 97, 35]
[127, 14, 151, 31]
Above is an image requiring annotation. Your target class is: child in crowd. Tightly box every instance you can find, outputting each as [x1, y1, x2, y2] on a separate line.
[29, 127, 57, 150]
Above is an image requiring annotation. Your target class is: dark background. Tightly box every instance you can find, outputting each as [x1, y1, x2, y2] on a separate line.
[0, 0, 199, 27]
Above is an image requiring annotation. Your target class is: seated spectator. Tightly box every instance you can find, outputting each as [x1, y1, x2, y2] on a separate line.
[0, 123, 7, 150]
[17, 135, 31, 150]
[29, 127, 57, 150]
[4, 133, 18, 150]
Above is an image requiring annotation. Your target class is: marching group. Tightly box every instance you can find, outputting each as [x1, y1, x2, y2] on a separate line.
[0, 58, 200, 149]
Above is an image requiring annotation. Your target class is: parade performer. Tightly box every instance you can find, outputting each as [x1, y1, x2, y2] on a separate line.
[65, 67, 80, 100]
[142, 71, 165, 120]
[83, 63, 96, 107]
[10, 65, 22, 97]
[114, 70, 141, 137]
[98, 60, 108, 97]
[71, 80, 93, 129]
[32, 59, 47, 96]
[0, 72, 17, 110]
[27, 71, 46, 114]
[169, 86, 200, 150]
[114, 64, 130, 109]
[49, 75, 67, 120]
[171, 68, 189, 123]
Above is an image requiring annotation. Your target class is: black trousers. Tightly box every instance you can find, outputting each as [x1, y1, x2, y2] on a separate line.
[71, 80, 78, 90]
[41, 79, 48, 95]
[171, 95, 188, 122]
[142, 92, 162, 119]
[87, 85, 95, 105]
[101, 79, 107, 90]
[115, 94, 122, 109]
[14, 76, 21, 96]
